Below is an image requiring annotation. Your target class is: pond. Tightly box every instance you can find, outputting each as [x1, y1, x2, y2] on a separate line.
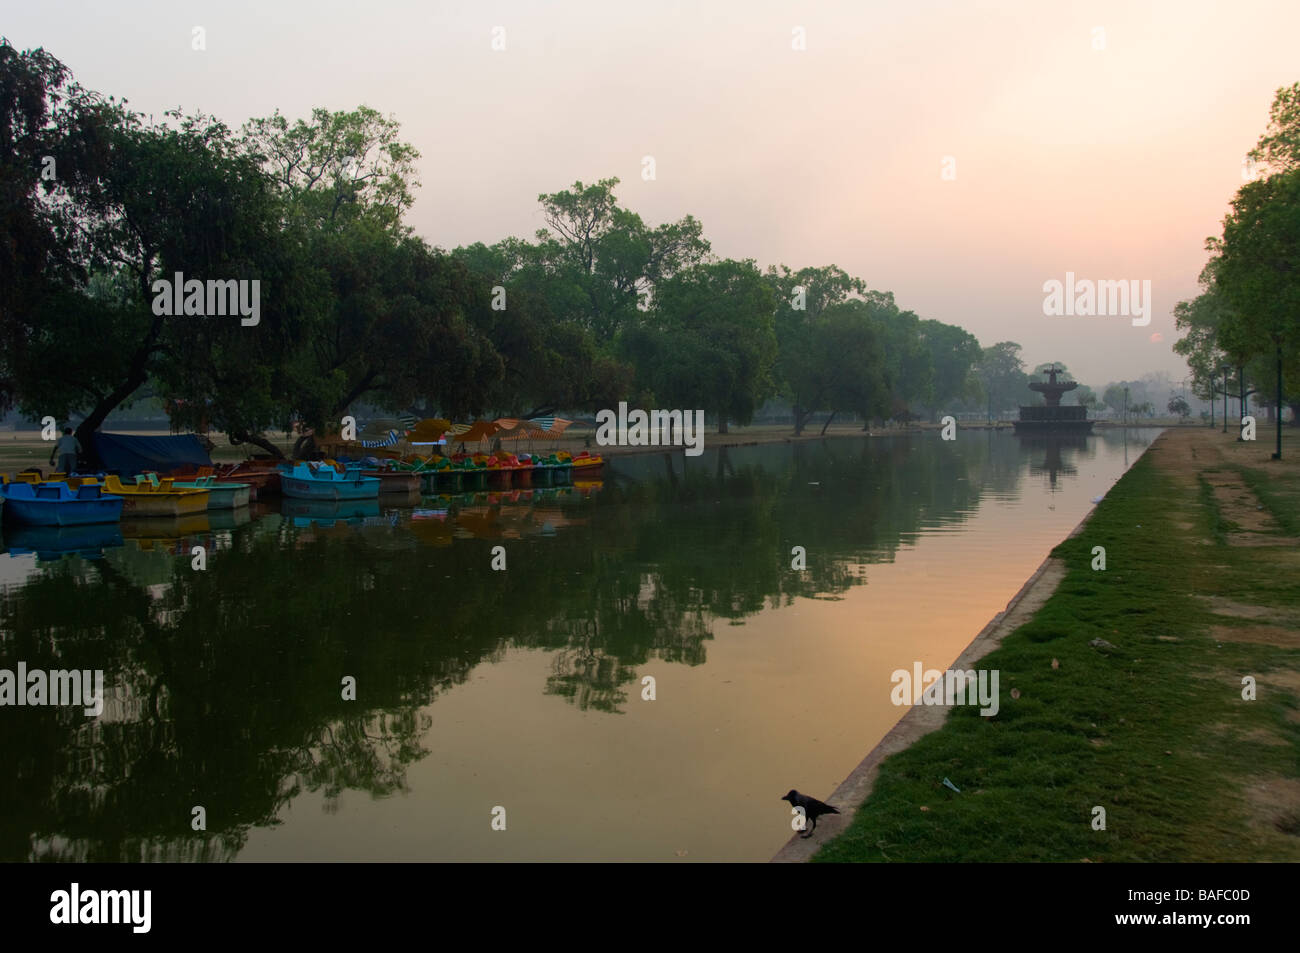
[0, 428, 1160, 861]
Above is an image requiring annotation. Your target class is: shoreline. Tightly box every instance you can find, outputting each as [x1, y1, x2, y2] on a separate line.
[769, 431, 1161, 862]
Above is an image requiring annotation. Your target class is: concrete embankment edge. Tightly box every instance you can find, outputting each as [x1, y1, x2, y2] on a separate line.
[770, 433, 1161, 862]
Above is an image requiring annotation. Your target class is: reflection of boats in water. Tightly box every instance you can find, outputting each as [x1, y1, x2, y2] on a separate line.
[282, 497, 381, 528]
[206, 507, 254, 532]
[119, 512, 219, 553]
[408, 507, 453, 547]
[415, 482, 602, 540]
[2, 522, 124, 561]
[121, 512, 210, 543]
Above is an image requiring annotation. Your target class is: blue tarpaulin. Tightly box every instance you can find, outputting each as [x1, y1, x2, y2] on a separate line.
[91, 432, 212, 475]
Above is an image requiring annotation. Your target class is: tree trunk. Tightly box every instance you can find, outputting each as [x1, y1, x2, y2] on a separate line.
[820, 410, 838, 436]
[793, 406, 811, 436]
[228, 429, 285, 460]
[74, 295, 167, 465]
[75, 374, 149, 468]
[292, 434, 320, 459]
[718, 417, 729, 435]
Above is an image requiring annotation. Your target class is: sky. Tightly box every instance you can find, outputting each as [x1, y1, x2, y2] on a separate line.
[6, 0, 1298, 386]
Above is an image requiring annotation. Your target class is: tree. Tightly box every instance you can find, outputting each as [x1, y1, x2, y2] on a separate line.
[869, 294, 930, 421]
[776, 300, 890, 435]
[817, 302, 891, 432]
[766, 264, 867, 433]
[1173, 262, 1233, 406]
[240, 106, 421, 234]
[920, 320, 982, 420]
[1168, 393, 1191, 422]
[0, 40, 115, 416]
[1, 86, 294, 457]
[1213, 167, 1300, 450]
[1247, 82, 1300, 175]
[627, 259, 777, 432]
[533, 177, 709, 340]
[453, 237, 632, 419]
[976, 342, 1027, 421]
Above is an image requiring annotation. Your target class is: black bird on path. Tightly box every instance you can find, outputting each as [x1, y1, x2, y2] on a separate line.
[781, 789, 840, 839]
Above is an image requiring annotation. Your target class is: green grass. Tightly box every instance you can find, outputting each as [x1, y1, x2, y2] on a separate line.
[815, 444, 1300, 862]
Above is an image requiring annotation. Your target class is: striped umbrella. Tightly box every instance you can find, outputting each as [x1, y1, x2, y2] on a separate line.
[359, 429, 402, 449]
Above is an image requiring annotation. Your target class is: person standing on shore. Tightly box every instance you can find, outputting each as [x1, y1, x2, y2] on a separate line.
[50, 427, 81, 475]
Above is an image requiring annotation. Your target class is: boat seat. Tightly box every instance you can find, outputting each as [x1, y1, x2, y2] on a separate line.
[35, 486, 62, 499]
[77, 485, 102, 500]
[137, 472, 161, 488]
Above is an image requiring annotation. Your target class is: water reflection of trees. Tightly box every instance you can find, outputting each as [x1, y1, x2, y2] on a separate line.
[0, 432, 1025, 859]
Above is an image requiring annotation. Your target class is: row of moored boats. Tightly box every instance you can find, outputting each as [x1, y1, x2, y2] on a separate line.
[0, 451, 605, 527]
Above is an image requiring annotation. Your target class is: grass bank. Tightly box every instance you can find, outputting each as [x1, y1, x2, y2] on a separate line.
[813, 427, 1300, 862]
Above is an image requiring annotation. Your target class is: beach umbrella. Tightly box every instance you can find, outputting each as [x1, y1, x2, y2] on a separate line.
[447, 419, 501, 452]
[498, 418, 574, 453]
[407, 418, 451, 454]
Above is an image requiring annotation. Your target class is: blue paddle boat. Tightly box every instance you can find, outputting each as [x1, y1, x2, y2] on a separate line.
[278, 461, 380, 501]
[0, 480, 125, 527]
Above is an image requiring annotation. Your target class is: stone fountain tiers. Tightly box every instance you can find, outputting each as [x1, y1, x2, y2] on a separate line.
[1012, 366, 1095, 434]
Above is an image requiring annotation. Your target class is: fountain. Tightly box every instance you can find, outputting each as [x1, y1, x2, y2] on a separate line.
[1012, 365, 1095, 434]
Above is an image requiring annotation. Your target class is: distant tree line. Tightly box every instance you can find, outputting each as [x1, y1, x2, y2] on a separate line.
[4, 40, 1012, 458]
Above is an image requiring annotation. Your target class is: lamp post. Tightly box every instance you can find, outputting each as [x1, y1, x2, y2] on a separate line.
[1236, 364, 1246, 441]
[1222, 365, 1231, 434]
[1273, 341, 1283, 461]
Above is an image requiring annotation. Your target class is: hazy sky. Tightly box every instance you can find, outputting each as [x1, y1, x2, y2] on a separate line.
[8, 1, 1298, 386]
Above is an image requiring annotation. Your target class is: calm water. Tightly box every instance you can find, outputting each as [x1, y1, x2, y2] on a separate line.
[0, 429, 1159, 862]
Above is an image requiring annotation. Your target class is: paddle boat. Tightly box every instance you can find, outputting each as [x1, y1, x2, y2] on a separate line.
[527, 452, 573, 486]
[142, 472, 251, 509]
[364, 468, 421, 494]
[530, 457, 557, 487]
[0, 480, 125, 527]
[103, 475, 211, 517]
[221, 463, 281, 499]
[279, 460, 380, 501]
[445, 455, 489, 491]
[430, 463, 463, 494]
[570, 450, 605, 477]
[168, 463, 277, 501]
[481, 452, 525, 489]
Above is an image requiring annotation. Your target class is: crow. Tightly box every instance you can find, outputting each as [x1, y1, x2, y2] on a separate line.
[781, 789, 840, 838]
